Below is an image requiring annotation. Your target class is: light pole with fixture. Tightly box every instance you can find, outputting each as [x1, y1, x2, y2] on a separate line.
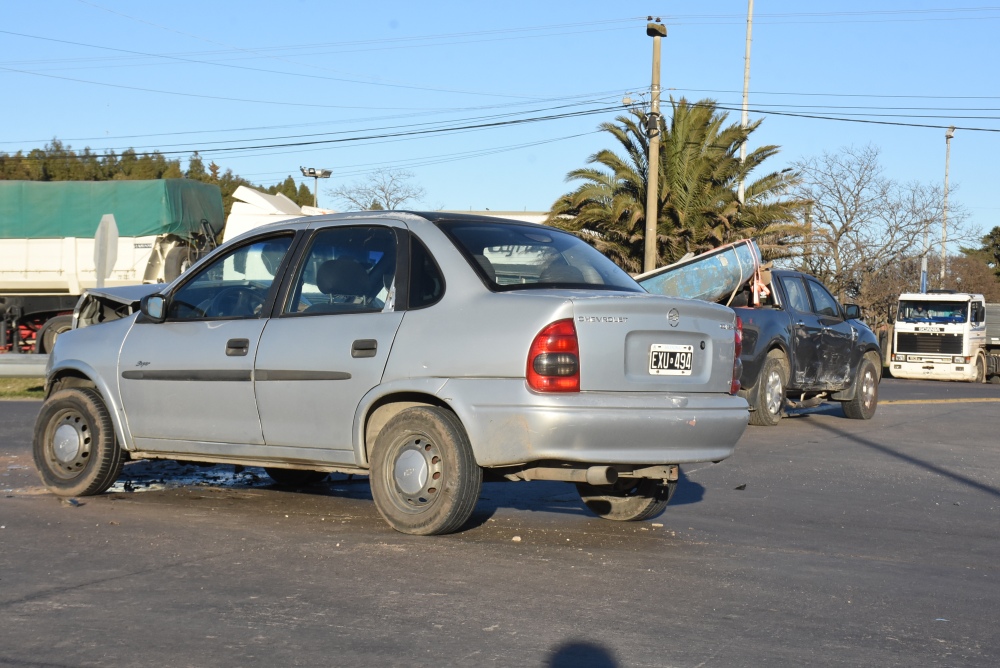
[300, 167, 332, 208]
[940, 126, 955, 285]
[643, 18, 666, 273]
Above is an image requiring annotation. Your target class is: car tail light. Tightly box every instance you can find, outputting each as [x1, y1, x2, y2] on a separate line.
[527, 319, 579, 392]
[731, 316, 743, 395]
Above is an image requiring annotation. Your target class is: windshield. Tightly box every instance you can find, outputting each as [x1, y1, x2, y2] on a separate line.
[439, 221, 642, 292]
[898, 300, 968, 323]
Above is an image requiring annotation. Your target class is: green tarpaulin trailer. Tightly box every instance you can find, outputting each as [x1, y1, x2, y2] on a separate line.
[1, 179, 224, 354]
[0, 179, 223, 239]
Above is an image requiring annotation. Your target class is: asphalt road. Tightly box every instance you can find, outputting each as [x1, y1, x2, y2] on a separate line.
[1, 379, 998, 667]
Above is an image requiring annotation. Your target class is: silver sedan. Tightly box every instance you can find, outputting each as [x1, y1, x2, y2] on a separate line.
[35, 212, 748, 534]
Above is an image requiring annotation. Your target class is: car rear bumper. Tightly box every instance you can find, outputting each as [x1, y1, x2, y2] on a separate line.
[440, 379, 749, 467]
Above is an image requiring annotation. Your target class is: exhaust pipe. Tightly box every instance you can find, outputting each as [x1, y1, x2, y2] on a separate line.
[512, 465, 618, 485]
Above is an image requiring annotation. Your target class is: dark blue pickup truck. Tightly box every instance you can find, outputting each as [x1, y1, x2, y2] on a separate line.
[640, 255, 882, 426]
[729, 269, 881, 425]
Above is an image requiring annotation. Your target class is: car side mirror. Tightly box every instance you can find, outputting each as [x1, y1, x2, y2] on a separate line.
[843, 304, 861, 320]
[141, 294, 167, 323]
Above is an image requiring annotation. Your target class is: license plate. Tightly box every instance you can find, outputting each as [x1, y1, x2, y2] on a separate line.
[649, 344, 694, 375]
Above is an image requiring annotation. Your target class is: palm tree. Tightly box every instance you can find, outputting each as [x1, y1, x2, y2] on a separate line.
[547, 98, 807, 271]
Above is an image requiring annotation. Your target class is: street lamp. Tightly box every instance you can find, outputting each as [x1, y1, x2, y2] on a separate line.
[299, 166, 332, 208]
[940, 126, 955, 285]
[643, 18, 667, 273]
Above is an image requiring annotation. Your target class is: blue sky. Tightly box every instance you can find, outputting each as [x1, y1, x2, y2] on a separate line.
[1, 1, 997, 245]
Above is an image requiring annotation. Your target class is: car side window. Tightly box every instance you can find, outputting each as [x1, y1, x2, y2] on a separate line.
[285, 226, 396, 315]
[167, 235, 293, 321]
[782, 277, 811, 313]
[806, 280, 841, 318]
[408, 237, 445, 309]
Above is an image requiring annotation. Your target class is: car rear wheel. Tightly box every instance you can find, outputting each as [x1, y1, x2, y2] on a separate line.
[33, 388, 124, 497]
[843, 354, 879, 420]
[576, 479, 676, 522]
[748, 350, 788, 426]
[264, 468, 329, 487]
[370, 407, 482, 535]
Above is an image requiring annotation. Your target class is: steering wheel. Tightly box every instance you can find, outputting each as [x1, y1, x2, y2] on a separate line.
[204, 286, 266, 318]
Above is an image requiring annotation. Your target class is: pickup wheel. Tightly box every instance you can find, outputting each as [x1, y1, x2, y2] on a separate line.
[264, 468, 328, 487]
[843, 354, 879, 420]
[370, 407, 482, 535]
[749, 350, 788, 426]
[33, 388, 125, 497]
[576, 479, 675, 521]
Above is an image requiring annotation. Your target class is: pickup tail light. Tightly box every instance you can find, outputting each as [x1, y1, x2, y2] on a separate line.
[527, 319, 580, 392]
[731, 316, 743, 395]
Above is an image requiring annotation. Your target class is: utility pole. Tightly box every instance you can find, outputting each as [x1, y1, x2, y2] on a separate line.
[737, 0, 754, 206]
[643, 18, 667, 273]
[940, 126, 955, 285]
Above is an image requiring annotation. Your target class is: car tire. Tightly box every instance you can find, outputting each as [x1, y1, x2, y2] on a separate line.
[843, 354, 879, 420]
[37, 315, 74, 354]
[370, 407, 482, 535]
[33, 388, 125, 497]
[748, 350, 788, 426]
[575, 479, 676, 522]
[264, 468, 328, 487]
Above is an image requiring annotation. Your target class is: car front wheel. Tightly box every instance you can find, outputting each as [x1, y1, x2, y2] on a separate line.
[370, 407, 482, 535]
[842, 354, 879, 420]
[33, 388, 125, 497]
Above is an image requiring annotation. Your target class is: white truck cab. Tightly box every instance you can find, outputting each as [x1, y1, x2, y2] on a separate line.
[890, 291, 991, 382]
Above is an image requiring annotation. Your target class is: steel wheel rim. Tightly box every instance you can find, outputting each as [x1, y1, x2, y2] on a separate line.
[389, 434, 443, 511]
[764, 369, 783, 415]
[47, 408, 93, 479]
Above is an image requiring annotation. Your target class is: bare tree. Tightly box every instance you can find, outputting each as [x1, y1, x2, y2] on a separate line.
[791, 145, 976, 327]
[329, 168, 426, 210]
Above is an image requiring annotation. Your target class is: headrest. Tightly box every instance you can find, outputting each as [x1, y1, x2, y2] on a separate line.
[316, 258, 369, 296]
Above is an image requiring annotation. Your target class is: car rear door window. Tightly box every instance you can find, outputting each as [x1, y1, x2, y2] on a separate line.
[781, 276, 811, 313]
[285, 226, 397, 315]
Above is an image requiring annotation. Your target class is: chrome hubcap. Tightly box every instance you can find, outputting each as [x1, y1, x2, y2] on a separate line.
[53, 423, 82, 463]
[47, 409, 92, 478]
[394, 449, 428, 495]
[391, 436, 442, 509]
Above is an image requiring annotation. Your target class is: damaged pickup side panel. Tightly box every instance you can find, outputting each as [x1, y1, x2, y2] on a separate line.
[637, 241, 881, 425]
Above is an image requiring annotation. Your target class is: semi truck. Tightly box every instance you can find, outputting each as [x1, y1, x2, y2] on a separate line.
[888, 292, 1000, 383]
[1, 179, 223, 354]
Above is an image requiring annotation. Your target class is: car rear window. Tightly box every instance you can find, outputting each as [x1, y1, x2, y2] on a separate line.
[438, 220, 642, 292]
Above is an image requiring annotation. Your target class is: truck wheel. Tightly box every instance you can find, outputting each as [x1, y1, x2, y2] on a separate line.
[971, 355, 986, 383]
[749, 350, 788, 426]
[264, 468, 328, 487]
[843, 355, 879, 420]
[576, 479, 675, 521]
[33, 388, 124, 497]
[370, 407, 481, 535]
[37, 315, 74, 354]
[164, 246, 192, 282]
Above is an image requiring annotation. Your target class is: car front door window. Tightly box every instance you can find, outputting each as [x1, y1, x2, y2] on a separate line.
[169, 236, 293, 320]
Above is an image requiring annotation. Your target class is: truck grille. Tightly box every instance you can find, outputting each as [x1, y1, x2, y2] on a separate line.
[896, 332, 963, 355]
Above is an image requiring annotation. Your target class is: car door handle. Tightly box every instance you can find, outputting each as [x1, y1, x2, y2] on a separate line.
[352, 339, 377, 358]
[226, 338, 250, 356]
